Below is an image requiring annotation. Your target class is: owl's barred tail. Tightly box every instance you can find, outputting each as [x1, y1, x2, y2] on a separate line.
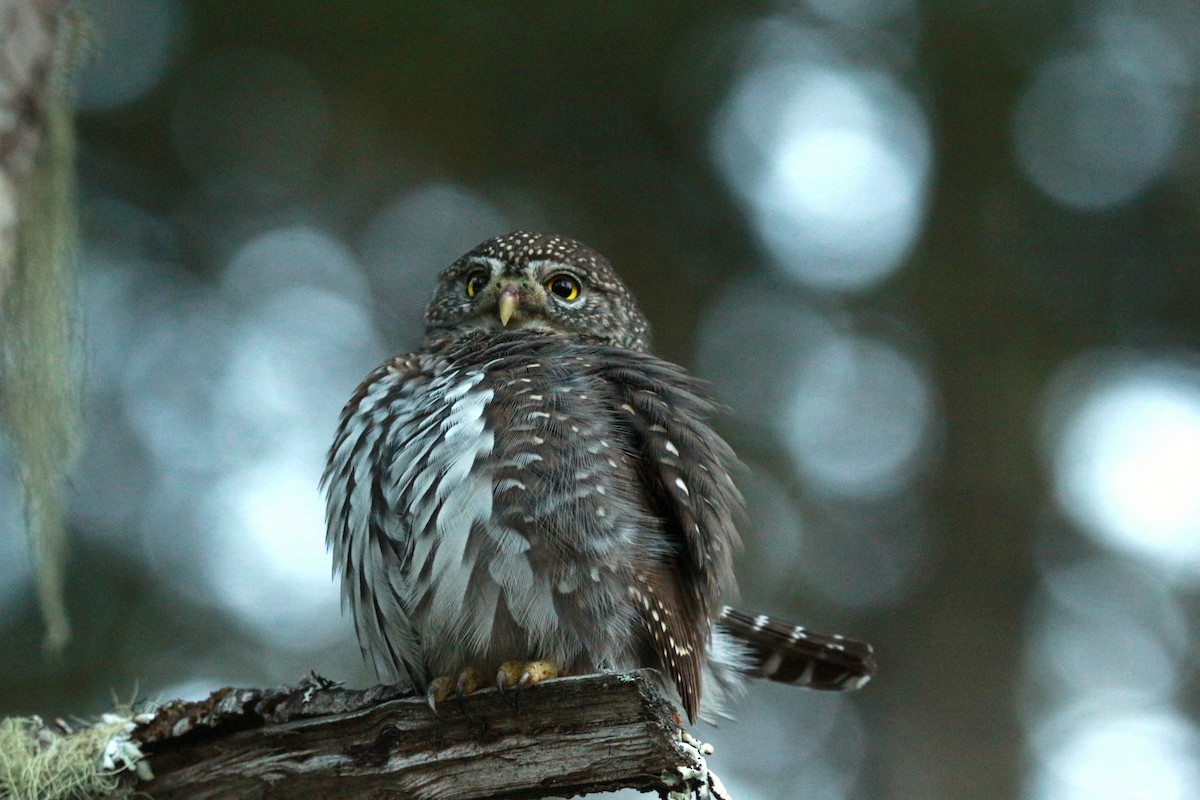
[717, 606, 875, 691]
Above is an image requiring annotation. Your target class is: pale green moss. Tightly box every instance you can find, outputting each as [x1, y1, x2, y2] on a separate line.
[0, 714, 150, 800]
[1, 12, 83, 655]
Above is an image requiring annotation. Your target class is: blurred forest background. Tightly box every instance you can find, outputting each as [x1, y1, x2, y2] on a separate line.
[2, 1, 1200, 799]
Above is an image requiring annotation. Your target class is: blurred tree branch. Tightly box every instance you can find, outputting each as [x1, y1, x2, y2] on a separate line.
[0, 0, 66, 292]
[132, 670, 726, 800]
[0, 0, 80, 653]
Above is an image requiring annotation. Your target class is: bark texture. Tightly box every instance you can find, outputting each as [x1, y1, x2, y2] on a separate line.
[132, 671, 725, 800]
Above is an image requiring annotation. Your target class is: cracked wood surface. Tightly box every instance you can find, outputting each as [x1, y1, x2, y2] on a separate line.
[133, 670, 701, 800]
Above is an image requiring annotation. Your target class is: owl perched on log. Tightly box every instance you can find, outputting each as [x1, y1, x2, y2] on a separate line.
[324, 232, 874, 722]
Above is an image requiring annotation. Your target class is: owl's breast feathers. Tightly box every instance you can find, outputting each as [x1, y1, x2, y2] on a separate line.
[324, 330, 743, 719]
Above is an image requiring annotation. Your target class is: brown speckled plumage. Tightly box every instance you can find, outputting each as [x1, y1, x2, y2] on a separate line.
[324, 231, 874, 723]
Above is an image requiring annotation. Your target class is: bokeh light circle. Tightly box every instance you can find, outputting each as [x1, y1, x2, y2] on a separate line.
[203, 451, 345, 650]
[223, 226, 370, 307]
[76, 0, 188, 112]
[1026, 557, 1190, 699]
[1029, 707, 1200, 800]
[1013, 14, 1187, 210]
[1042, 354, 1200, 574]
[784, 334, 935, 498]
[711, 23, 931, 292]
[694, 275, 838, 434]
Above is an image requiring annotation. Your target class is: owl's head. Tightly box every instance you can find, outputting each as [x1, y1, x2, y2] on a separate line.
[424, 232, 652, 352]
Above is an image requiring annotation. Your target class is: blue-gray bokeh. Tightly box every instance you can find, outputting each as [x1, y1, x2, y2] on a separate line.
[2, 2, 1199, 798]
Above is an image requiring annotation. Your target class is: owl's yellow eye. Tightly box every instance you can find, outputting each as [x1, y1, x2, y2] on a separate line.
[466, 271, 489, 298]
[546, 274, 581, 301]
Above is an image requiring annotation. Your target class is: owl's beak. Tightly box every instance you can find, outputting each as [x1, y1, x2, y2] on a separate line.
[497, 284, 520, 327]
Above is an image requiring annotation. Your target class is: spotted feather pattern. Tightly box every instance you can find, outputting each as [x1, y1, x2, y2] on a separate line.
[324, 232, 875, 724]
[718, 607, 875, 690]
[597, 355, 743, 721]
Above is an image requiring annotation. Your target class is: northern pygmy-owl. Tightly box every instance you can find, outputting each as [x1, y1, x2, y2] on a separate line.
[324, 232, 874, 722]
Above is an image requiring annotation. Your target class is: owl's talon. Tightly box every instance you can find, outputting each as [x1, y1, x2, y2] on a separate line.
[519, 659, 560, 687]
[497, 661, 523, 708]
[496, 661, 523, 692]
[426, 676, 454, 715]
[427, 668, 489, 715]
[456, 667, 484, 695]
[495, 660, 559, 710]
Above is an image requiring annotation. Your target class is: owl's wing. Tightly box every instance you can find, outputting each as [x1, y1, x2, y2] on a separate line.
[597, 351, 744, 721]
[324, 353, 431, 689]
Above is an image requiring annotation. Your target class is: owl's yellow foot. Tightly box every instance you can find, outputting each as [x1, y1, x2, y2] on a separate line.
[426, 667, 486, 715]
[496, 660, 560, 709]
